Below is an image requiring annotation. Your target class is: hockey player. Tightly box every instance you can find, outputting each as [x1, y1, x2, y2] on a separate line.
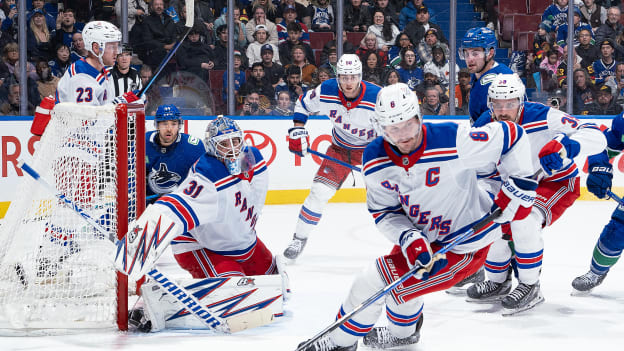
[299, 83, 537, 351]
[284, 54, 382, 260]
[468, 73, 606, 314]
[572, 112, 624, 293]
[459, 27, 513, 124]
[146, 104, 206, 200]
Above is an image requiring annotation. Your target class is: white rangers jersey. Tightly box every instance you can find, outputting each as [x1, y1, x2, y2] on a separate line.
[362, 121, 534, 254]
[294, 79, 382, 150]
[54, 59, 116, 105]
[150, 147, 269, 255]
[474, 102, 607, 183]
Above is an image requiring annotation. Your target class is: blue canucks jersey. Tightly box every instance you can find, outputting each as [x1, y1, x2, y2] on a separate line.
[146, 130, 207, 196]
[469, 62, 513, 123]
[592, 58, 616, 85]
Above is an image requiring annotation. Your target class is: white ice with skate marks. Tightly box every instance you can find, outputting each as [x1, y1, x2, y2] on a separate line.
[1, 202, 624, 350]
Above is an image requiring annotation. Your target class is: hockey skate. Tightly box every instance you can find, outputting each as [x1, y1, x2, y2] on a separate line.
[466, 272, 512, 303]
[571, 270, 607, 294]
[297, 335, 357, 351]
[446, 267, 485, 295]
[363, 315, 423, 348]
[501, 282, 544, 316]
[284, 234, 308, 260]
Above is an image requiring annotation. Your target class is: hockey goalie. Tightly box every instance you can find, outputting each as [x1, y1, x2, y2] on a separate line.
[116, 116, 289, 332]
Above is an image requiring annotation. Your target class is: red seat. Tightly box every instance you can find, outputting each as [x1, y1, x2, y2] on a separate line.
[310, 32, 334, 50]
[499, 2, 527, 15]
[502, 14, 514, 42]
[511, 15, 541, 48]
[528, 0, 551, 15]
[346, 32, 366, 47]
[314, 50, 322, 67]
[209, 70, 225, 114]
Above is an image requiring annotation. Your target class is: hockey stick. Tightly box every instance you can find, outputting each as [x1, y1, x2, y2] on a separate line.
[137, 0, 194, 98]
[306, 147, 362, 172]
[607, 190, 624, 206]
[295, 208, 501, 351]
[17, 159, 272, 333]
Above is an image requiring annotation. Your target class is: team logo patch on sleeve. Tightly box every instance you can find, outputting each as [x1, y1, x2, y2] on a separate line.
[480, 73, 497, 85]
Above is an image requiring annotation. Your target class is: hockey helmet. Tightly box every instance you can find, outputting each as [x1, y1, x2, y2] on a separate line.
[205, 116, 248, 175]
[459, 27, 497, 60]
[374, 83, 421, 146]
[154, 104, 183, 128]
[487, 73, 526, 121]
[82, 21, 122, 63]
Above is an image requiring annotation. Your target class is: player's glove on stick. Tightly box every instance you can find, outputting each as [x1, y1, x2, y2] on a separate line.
[31, 95, 55, 136]
[538, 133, 580, 176]
[112, 90, 142, 105]
[586, 152, 613, 199]
[494, 176, 538, 223]
[288, 126, 309, 157]
[399, 229, 447, 280]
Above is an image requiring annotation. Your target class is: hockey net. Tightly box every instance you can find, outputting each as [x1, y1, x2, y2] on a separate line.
[0, 103, 145, 331]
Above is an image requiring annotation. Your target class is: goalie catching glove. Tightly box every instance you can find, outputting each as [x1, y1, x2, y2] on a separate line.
[538, 133, 580, 176]
[399, 229, 447, 280]
[288, 126, 309, 157]
[494, 176, 538, 223]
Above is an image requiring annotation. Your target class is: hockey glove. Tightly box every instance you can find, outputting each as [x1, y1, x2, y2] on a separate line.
[288, 126, 309, 157]
[494, 176, 538, 223]
[586, 152, 613, 199]
[112, 90, 141, 105]
[399, 230, 447, 280]
[538, 133, 580, 176]
[31, 95, 55, 136]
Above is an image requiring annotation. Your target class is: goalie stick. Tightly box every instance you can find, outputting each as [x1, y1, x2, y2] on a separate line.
[295, 208, 502, 351]
[17, 159, 273, 333]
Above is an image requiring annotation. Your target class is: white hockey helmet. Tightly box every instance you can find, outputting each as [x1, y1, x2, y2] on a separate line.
[82, 21, 122, 63]
[487, 73, 526, 120]
[337, 54, 363, 76]
[374, 83, 421, 146]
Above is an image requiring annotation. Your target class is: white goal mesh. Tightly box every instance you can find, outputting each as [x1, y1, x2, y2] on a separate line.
[0, 103, 145, 331]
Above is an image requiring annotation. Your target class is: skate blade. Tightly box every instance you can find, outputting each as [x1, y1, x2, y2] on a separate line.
[465, 296, 505, 304]
[501, 296, 545, 316]
[570, 289, 592, 297]
[446, 286, 469, 295]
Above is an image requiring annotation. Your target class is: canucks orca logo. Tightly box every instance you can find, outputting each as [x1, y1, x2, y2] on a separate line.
[148, 163, 182, 193]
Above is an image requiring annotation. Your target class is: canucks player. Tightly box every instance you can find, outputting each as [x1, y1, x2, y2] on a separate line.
[468, 74, 606, 314]
[572, 113, 624, 293]
[459, 27, 513, 124]
[146, 104, 206, 201]
[299, 83, 537, 351]
[284, 54, 382, 260]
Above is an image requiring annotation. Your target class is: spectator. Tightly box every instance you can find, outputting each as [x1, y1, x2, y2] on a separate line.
[423, 44, 459, 89]
[53, 9, 84, 49]
[592, 38, 617, 85]
[455, 67, 471, 115]
[35, 58, 59, 100]
[177, 24, 215, 81]
[222, 50, 246, 105]
[356, 33, 388, 66]
[1, 43, 38, 82]
[542, 0, 570, 33]
[556, 45, 583, 87]
[548, 88, 568, 111]
[404, 5, 446, 46]
[320, 30, 356, 65]
[246, 6, 279, 46]
[240, 62, 275, 103]
[344, 0, 372, 32]
[0, 83, 34, 115]
[247, 25, 281, 67]
[417, 28, 449, 65]
[595, 6, 623, 43]
[284, 45, 317, 86]
[400, 0, 436, 30]
[577, 28, 600, 70]
[588, 84, 623, 114]
[375, 0, 400, 28]
[248, 0, 279, 24]
[27, 9, 53, 61]
[137, 0, 177, 71]
[49, 43, 70, 78]
[70, 32, 88, 62]
[420, 85, 449, 115]
[28, 0, 56, 32]
[383, 67, 400, 86]
[388, 33, 414, 68]
[139, 65, 160, 115]
[239, 90, 271, 115]
[367, 10, 400, 52]
[272, 90, 293, 116]
[362, 51, 384, 85]
[276, 0, 312, 29]
[396, 47, 423, 90]
[111, 45, 142, 97]
[312, 66, 333, 88]
[278, 22, 314, 66]
[213, 5, 247, 48]
[92, 0, 117, 21]
[573, 68, 597, 114]
[529, 22, 554, 68]
[540, 49, 562, 80]
[318, 48, 337, 76]
[415, 71, 443, 100]
[580, 0, 607, 32]
[194, 0, 216, 38]
[274, 64, 308, 102]
[115, 0, 149, 32]
[310, 0, 334, 32]
[1, 0, 19, 42]
[212, 25, 246, 70]
[556, 8, 594, 47]
[260, 44, 285, 88]
[277, 5, 310, 45]
[605, 61, 624, 103]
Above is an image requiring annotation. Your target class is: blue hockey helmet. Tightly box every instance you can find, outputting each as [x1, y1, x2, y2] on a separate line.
[154, 104, 183, 128]
[459, 27, 497, 60]
[205, 115, 247, 175]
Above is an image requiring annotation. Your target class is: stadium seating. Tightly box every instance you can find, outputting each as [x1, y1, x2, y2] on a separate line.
[209, 70, 226, 114]
[309, 32, 333, 50]
[346, 32, 366, 47]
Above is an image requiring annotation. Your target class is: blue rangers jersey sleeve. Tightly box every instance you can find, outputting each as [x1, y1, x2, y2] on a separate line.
[151, 147, 269, 255]
[362, 121, 534, 254]
[468, 62, 513, 123]
[294, 79, 381, 150]
[55, 59, 116, 105]
[146, 131, 207, 196]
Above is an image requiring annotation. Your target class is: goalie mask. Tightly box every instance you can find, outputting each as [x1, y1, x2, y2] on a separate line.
[487, 73, 526, 122]
[374, 83, 422, 152]
[82, 21, 122, 66]
[205, 116, 251, 175]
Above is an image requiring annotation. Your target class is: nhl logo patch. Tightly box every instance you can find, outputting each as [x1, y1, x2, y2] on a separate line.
[390, 101, 395, 108]
[402, 157, 409, 165]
